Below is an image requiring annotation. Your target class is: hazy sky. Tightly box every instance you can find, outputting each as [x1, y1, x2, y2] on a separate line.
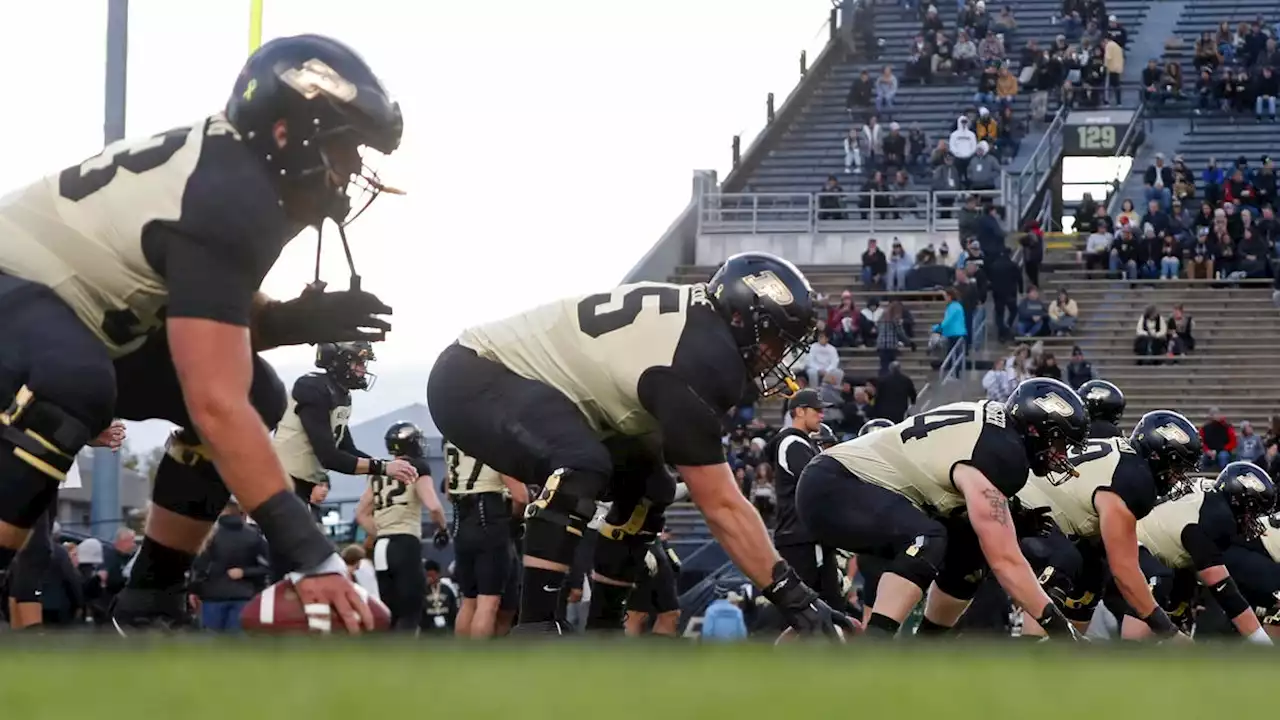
[2, 0, 831, 446]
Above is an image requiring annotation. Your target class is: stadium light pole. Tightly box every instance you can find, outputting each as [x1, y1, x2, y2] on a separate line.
[249, 0, 264, 52]
[90, 0, 129, 541]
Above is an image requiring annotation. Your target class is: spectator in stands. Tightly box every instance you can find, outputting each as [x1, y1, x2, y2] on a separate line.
[932, 153, 961, 212]
[1159, 233, 1181, 279]
[190, 500, 269, 632]
[872, 360, 917, 423]
[1172, 158, 1195, 207]
[1144, 152, 1174, 210]
[1134, 304, 1167, 363]
[975, 65, 999, 104]
[826, 291, 859, 347]
[1225, 169, 1256, 209]
[995, 6, 1017, 35]
[955, 31, 979, 74]
[1015, 285, 1048, 337]
[974, 107, 997, 144]
[883, 123, 907, 170]
[859, 298, 884, 347]
[949, 116, 977, 184]
[1115, 197, 1139, 227]
[1187, 227, 1215, 279]
[979, 32, 1005, 64]
[932, 30, 955, 79]
[1230, 68, 1251, 114]
[888, 239, 914, 291]
[806, 331, 841, 388]
[1143, 198, 1170, 236]
[1202, 160, 1225, 207]
[1066, 345, 1096, 389]
[1035, 352, 1063, 381]
[1083, 219, 1113, 271]
[1049, 288, 1078, 335]
[996, 105, 1023, 161]
[1240, 226, 1269, 278]
[988, 247, 1020, 343]
[846, 70, 874, 118]
[968, 142, 1001, 191]
[818, 175, 846, 220]
[995, 65, 1018, 110]
[932, 286, 968, 357]
[982, 359, 1017, 401]
[861, 238, 888, 288]
[1140, 58, 1161, 103]
[1020, 219, 1044, 287]
[1239, 422, 1266, 464]
[1200, 409, 1238, 471]
[906, 35, 931, 85]
[1110, 226, 1139, 279]
[1167, 302, 1195, 353]
[1138, 226, 1162, 279]
[1161, 61, 1184, 103]
[922, 5, 944, 36]
[1195, 33, 1222, 74]
[1103, 36, 1124, 105]
[844, 126, 868, 175]
[1253, 156, 1276, 209]
[875, 302, 912, 372]
[908, 124, 930, 169]
[1081, 47, 1107, 107]
[875, 66, 900, 115]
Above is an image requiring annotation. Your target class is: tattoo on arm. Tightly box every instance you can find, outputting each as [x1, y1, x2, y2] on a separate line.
[981, 488, 1011, 526]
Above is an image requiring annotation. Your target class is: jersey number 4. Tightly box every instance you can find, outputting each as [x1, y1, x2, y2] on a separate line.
[370, 475, 408, 511]
[899, 408, 976, 442]
[577, 286, 680, 338]
[58, 128, 189, 202]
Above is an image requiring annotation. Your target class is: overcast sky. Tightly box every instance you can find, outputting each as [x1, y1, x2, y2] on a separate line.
[2, 0, 831, 449]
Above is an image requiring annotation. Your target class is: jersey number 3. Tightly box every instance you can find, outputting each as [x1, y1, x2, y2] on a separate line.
[58, 128, 189, 202]
[578, 287, 680, 338]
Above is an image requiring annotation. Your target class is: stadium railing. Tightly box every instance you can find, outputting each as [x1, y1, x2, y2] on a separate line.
[697, 190, 1004, 235]
[1005, 105, 1069, 226]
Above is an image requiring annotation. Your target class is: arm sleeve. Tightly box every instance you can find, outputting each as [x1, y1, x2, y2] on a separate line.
[638, 368, 728, 466]
[148, 224, 259, 326]
[292, 379, 361, 475]
[337, 430, 371, 460]
[1097, 454, 1159, 521]
[409, 457, 434, 478]
[960, 424, 1032, 497]
[1180, 523, 1224, 570]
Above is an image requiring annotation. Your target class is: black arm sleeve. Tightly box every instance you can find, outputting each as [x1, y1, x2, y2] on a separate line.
[1180, 524, 1225, 571]
[1097, 453, 1159, 521]
[292, 378, 361, 475]
[409, 457, 433, 478]
[147, 224, 260, 325]
[782, 440, 817, 479]
[961, 424, 1032, 497]
[337, 430, 371, 460]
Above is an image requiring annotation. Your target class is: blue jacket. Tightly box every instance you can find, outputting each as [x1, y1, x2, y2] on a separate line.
[933, 300, 967, 338]
[701, 599, 747, 641]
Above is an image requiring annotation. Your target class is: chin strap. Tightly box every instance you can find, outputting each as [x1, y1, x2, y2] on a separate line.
[312, 221, 363, 293]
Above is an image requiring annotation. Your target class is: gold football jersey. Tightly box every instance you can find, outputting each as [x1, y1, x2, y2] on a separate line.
[1017, 437, 1143, 538]
[1136, 492, 1206, 570]
[443, 441, 504, 495]
[372, 474, 423, 538]
[273, 389, 351, 486]
[1259, 518, 1280, 563]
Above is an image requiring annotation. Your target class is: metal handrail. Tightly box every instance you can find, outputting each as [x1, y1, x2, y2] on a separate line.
[938, 333, 967, 384]
[1104, 97, 1149, 216]
[697, 190, 1004, 235]
[1008, 104, 1069, 225]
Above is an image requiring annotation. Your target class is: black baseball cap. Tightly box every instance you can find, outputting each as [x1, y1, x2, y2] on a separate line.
[788, 389, 833, 412]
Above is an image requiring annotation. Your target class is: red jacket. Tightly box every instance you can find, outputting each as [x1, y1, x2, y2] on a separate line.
[1200, 419, 1237, 453]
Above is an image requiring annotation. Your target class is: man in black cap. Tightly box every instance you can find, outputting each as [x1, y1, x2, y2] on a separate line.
[765, 389, 844, 610]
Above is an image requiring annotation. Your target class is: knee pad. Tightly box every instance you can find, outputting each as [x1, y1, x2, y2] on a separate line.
[249, 355, 287, 431]
[150, 431, 231, 523]
[8, 517, 53, 601]
[523, 468, 603, 564]
[886, 530, 946, 593]
[0, 386, 94, 528]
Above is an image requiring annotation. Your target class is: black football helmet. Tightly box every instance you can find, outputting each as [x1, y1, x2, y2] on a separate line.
[316, 340, 376, 390]
[706, 252, 818, 397]
[385, 421, 425, 458]
[1210, 461, 1277, 540]
[810, 423, 839, 449]
[1078, 379, 1125, 425]
[1005, 378, 1089, 481]
[859, 418, 894, 436]
[1128, 410, 1202, 494]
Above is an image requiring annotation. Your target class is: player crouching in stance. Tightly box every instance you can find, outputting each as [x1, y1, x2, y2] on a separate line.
[427, 252, 854, 638]
[1015, 411, 1201, 641]
[1110, 462, 1277, 644]
[796, 378, 1090, 640]
[0, 34, 403, 634]
[355, 422, 446, 632]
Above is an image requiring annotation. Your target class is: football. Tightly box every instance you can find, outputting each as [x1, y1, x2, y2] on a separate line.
[240, 578, 392, 634]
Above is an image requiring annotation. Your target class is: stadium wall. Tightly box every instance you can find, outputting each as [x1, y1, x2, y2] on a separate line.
[695, 232, 961, 266]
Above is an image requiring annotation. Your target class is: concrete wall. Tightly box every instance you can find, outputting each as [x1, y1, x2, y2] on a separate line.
[694, 231, 962, 266]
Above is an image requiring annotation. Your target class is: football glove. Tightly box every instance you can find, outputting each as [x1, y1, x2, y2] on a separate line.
[432, 528, 451, 549]
[1010, 498, 1057, 538]
[255, 285, 392, 349]
[1035, 602, 1085, 641]
[762, 561, 856, 640]
[644, 550, 659, 576]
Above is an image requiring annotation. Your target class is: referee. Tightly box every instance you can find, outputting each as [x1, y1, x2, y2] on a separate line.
[765, 389, 844, 610]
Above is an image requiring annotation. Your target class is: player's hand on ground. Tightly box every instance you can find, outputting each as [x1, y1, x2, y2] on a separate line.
[294, 573, 374, 634]
[763, 562, 857, 640]
[88, 420, 126, 450]
[1165, 631, 1194, 644]
[386, 459, 417, 484]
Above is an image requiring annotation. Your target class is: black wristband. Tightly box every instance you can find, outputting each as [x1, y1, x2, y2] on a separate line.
[369, 459, 384, 476]
[762, 561, 817, 609]
[250, 490, 335, 572]
[1036, 602, 1073, 637]
[1142, 606, 1179, 636]
[1209, 576, 1251, 618]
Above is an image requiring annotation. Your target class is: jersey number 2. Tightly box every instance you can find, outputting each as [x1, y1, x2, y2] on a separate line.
[577, 287, 680, 338]
[899, 408, 976, 442]
[371, 476, 408, 511]
[58, 128, 189, 202]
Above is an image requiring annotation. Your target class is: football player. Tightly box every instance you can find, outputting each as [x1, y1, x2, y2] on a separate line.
[443, 440, 526, 639]
[1109, 462, 1276, 644]
[426, 252, 853, 637]
[1014, 410, 1201, 641]
[0, 34, 402, 634]
[796, 378, 1090, 639]
[1078, 379, 1125, 438]
[859, 418, 894, 436]
[275, 342, 418, 517]
[809, 423, 839, 449]
[354, 421, 446, 632]
[846, 416, 894, 625]
[625, 530, 683, 637]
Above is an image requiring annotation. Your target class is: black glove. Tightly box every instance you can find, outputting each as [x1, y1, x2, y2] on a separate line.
[1009, 497, 1056, 538]
[762, 561, 855, 640]
[1035, 602, 1085, 641]
[432, 528, 451, 549]
[255, 285, 392, 349]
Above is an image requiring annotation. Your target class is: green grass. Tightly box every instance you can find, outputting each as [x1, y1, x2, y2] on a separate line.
[0, 639, 1272, 718]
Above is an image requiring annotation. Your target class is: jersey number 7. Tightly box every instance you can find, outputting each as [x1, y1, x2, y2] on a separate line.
[899, 408, 977, 442]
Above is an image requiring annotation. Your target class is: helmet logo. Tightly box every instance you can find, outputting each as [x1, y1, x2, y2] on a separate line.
[1154, 423, 1191, 445]
[281, 59, 358, 103]
[1033, 393, 1075, 417]
[742, 271, 794, 306]
[1238, 473, 1268, 494]
[1085, 386, 1112, 400]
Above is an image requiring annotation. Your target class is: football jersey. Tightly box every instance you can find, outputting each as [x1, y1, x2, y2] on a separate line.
[823, 400, 1030, 516]
[457, 282, 713, 436]
[372, 457, 431, 538]
[443, 441, 505, 495]
[1017, 437, 1157, 538]
[1136, 492, 1207, 570]
[1259, 517, 1280, 563]
[0, 114, 290, 358]
[273, 373, 352, 485]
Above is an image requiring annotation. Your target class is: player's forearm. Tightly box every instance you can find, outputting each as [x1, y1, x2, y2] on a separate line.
[696, 487, 780, 587]
[194, 400, 292, 512]
[1110, 559, 1159, 618]
[989, 552, 1054, 616]
[249, 292, 277, 351]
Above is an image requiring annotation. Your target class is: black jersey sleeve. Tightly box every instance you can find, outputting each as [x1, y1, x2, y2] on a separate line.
[1097, 452, 1159, 521]
[960, 423, 1032, 497]
[291, 376, 360, 476]
[637, 304, 746, 467]
[409, 456, 434, 478]
[336, 429, 370, 459]
[142, 121, 294, 326]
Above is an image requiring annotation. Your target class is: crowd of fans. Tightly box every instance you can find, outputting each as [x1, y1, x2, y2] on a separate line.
[1173, 18, 1280, 120]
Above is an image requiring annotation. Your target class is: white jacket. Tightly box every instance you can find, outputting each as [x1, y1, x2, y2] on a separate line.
[809, 342, 840, 373]
[948, 116, 978, 159]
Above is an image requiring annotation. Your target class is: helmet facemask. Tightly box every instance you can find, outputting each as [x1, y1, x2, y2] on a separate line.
[739, 310, 815, 398]
[341, 344, 377, 390]
[1033, 427, 1084, 485]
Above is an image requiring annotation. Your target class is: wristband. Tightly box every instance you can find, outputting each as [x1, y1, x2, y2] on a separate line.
[286, 553, 348, 585]
[762, 561, 817, 609]
[1141, 606, 1179, 636]
[369, 459, 385, 476]
[251, 490, 336, 572]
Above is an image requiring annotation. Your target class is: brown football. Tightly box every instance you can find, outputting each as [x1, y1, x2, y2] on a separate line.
[240, 578, 392, 634]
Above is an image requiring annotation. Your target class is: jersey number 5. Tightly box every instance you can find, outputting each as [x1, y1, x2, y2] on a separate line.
[58, 128, 189, 202]
[899, 408, 977, 442]
[577, 286, 680, 338]
[370, 476, 408, 511]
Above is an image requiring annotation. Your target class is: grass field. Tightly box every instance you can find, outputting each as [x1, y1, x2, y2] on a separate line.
[0, 639, 1271, 718]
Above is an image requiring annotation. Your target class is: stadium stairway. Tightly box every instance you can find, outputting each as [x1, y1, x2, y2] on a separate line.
[1013, 238, 1278, 428]
[728, 0, 1151, 195]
